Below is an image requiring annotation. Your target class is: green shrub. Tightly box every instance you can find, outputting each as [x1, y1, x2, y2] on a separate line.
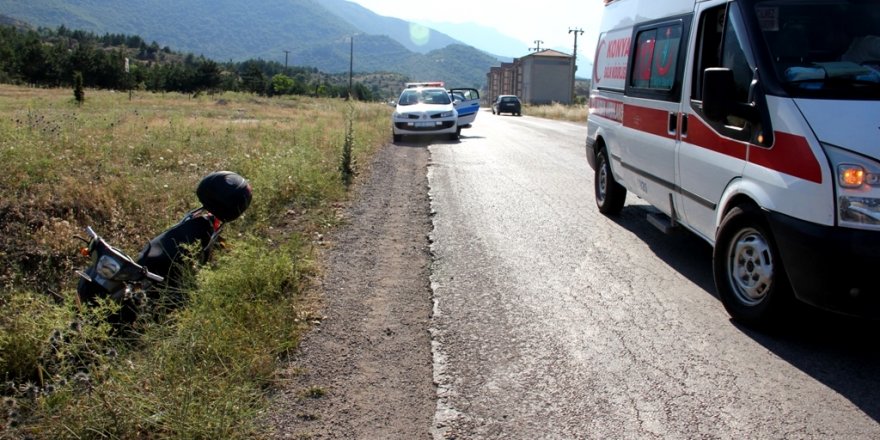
[73, 71, 84, 104]
[1, 293, 72, 383]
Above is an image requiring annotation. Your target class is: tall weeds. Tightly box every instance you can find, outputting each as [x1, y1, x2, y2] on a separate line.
[340, 103, 357, 187]
[0, 85, 390, 438]
[523, 102, 588, 122]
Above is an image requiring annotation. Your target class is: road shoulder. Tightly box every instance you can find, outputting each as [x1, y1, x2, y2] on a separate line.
[263, 142, 435, 439]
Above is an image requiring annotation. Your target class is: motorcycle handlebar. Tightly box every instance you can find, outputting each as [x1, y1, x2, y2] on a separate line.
[82, 226, 164, 283]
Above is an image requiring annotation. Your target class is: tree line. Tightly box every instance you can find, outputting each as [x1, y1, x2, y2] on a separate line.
[0, 24, 378, 100]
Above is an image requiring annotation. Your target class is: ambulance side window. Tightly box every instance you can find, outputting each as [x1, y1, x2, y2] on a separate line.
[721, 8, 752, 105]
[692, 3, 755, 133]
[626, 18, 689, 102]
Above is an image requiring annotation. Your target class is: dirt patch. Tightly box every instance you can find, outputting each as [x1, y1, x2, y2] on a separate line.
[263, 143, 435, 439]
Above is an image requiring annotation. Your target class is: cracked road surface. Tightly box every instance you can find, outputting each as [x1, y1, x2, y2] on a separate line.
[428, 110, 880, 439]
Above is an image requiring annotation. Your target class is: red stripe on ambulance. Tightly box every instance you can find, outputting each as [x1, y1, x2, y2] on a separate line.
[607, 100, 822, 183]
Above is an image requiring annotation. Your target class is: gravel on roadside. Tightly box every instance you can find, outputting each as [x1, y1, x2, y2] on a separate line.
[262, 142, 436, 439]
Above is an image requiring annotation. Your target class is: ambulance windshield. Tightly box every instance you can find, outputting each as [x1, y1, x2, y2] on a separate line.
[755, 0, 880, 97]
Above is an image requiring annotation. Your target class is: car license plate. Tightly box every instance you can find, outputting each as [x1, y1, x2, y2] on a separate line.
[414, 121, 435, 127]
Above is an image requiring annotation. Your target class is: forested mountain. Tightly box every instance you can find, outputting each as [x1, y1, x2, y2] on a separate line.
[0, 19, 415, 100]
[0, 0, 500, 88]
[320, 0, 460, 54]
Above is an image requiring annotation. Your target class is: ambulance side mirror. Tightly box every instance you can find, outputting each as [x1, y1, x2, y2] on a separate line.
[702, 68, 761, 124]
[702, 68, 735, 122]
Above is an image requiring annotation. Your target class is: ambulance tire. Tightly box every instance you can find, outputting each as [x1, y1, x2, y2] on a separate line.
[595, 148, 626, 215]
[713, 204, 792, 326]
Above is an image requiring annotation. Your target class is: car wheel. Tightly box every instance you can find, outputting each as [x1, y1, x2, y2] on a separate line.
[595, 148, 626, 215]
[449, 127, 460, 140]
[393, 134, 402, 143]
[713, 205, 792, 326]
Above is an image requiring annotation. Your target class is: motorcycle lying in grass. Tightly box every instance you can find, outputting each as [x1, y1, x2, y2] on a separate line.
[74, 171, 252, 324]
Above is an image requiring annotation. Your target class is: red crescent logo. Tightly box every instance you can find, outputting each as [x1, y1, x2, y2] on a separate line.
[594, 40, 606, 84]
[655, 43, 674, 76]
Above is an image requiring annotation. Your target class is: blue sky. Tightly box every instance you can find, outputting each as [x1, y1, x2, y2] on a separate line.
[347, 0, 606, 65]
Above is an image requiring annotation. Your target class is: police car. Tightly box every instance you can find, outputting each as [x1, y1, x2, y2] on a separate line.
[391, 84, 459, 142]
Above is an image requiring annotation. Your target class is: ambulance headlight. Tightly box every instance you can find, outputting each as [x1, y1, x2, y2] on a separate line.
[824, 144, 880, 228]
[838, 197, 880, 226]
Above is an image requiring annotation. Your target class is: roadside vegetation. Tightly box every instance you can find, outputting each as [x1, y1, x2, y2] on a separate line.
[0, 23, 407, 101]
[0, 84, 390, 438]
[523, 102, 588, 123]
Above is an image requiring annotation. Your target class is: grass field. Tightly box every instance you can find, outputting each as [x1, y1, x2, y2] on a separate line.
[0, 85, 390, 439]
[522, 102, 588, 123]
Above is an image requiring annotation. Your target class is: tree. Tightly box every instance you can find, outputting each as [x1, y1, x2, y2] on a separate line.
[69, 44, 98, 87]
[73, 71, 84, 104]
[126, 35, 143, 49]
[241, 64, 266, 95]
[44, 41, 72, 86]
[352, 82, 373, 101]
[271, 74, 294, 96]
[0, 27, 18, 82]
[19, 32, 48, 84]
[195, 59, 222, 94]
[164, 63, 196, 93]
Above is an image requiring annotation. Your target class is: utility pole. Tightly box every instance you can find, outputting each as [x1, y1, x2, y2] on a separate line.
[283, 50, 290, 71]
[348, 35, 354, 100]
[568, 27, 584, 104]
[529, 40, 544, 52]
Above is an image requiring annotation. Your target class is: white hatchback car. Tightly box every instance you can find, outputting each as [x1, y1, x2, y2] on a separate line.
[391, 86, 459, 142]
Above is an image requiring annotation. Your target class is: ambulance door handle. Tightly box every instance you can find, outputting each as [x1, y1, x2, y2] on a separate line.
[668, 112, 678, 136]
[680, 114, 688, 138]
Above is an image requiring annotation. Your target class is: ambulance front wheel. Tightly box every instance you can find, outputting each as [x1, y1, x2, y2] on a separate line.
[713, 204, 792, 326]
[595, 148, 626, 215]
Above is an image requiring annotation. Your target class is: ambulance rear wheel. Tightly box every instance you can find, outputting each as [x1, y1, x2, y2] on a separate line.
[595, 148, 626, 215]
[713, 204, 791, 326]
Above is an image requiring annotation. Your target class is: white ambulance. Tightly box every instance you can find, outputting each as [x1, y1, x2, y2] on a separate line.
[586, 0, 880, 324]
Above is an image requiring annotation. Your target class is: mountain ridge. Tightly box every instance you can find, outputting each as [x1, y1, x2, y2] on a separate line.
[0, 0, 501, 88]
[322, 0, 460, 55]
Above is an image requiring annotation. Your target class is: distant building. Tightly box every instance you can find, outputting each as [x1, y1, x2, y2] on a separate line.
[486, 49, 575, 105]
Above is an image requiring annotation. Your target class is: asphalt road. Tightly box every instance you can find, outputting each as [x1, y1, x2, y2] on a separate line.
[427, 109, 880, 439]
